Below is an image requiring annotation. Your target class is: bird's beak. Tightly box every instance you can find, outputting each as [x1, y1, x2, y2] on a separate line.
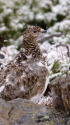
[40, 29, 47, 33]
[41, 30, 47, 33]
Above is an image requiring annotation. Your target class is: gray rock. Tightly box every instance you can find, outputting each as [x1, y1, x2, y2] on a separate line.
[0, 98, 70, 125]
[47, 76, 70, 111]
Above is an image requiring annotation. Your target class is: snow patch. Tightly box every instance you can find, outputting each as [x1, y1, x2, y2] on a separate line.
[6, 75, 14, 86]
[20, 86, 25, 92]
[30, 93, 43, 103]
[27, 54, 32, 59]
[42, 77, 49, 95]
[0, 85, 5, 93]
[28, 66, 33, 71]
[21, 72, 26, 78]
[37, 61, 44, 67]
[38, 96, 53, 106]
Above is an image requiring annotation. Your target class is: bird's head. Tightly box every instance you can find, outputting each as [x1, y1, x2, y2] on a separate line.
[22, 26, 46, 58]
[23, 26, 46, 40]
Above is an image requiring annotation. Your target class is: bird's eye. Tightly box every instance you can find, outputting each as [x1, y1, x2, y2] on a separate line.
[33, 31, 37, 33]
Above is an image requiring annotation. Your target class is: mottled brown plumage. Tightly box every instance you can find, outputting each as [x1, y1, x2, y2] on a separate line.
[0, 26, 48, 101]
[22, 26, 44, 59]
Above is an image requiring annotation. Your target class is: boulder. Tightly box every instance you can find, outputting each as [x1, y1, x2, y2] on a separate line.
[0, 98, 70, 125]
[47, 76, 70, 111]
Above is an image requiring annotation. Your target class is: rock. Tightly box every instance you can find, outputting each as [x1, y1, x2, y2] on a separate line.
[0, 98, 70, 125]
[47, 76, 70, 111]
[0, 54, 5, 59]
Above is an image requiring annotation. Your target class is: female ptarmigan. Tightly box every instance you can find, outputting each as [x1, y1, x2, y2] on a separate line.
[0, 26, 48, 101]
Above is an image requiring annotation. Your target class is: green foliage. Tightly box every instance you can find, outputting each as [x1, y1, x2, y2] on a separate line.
[51, 60, 60, 74]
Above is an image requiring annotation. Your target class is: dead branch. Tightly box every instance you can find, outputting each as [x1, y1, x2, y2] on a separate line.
[37, 33, 62, 43]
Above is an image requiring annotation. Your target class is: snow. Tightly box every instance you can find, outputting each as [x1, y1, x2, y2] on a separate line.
[39, 0, 52, 9]
[5, 74, 14, 86]
[48, 20, 70, 32]
[38, 96, 53, 106]
[36, 13, 44, 20]
[44, 12, 56, 22]
[30, 93, 43, 103]
[52, 4, 68, 15]
[10, 22, 24, 30]
[0, 26, 7, 32]
[28, 66, 33, 71]
[0, 85, 5, 93]
[37, 61, 44, 67]
[0, 45, 18, 68]
[20, 85, 25, 92]
[49, 72, 62, 80]
[21, 72, 26, 78]
[40, 41, 51, 53]
[40, 37, 70, 81]
[42, 77, 49, 95]
[27, 54, 32, 59]
[14, 36, 23, 46]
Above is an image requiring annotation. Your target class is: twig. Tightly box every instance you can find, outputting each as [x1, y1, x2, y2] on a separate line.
[37, 33, 62, 43]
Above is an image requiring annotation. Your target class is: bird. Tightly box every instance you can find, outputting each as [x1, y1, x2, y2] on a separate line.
[0, 26, 48, 101]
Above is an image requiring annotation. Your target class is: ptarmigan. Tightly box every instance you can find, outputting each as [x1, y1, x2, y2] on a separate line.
[0, 26, 48, 101]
